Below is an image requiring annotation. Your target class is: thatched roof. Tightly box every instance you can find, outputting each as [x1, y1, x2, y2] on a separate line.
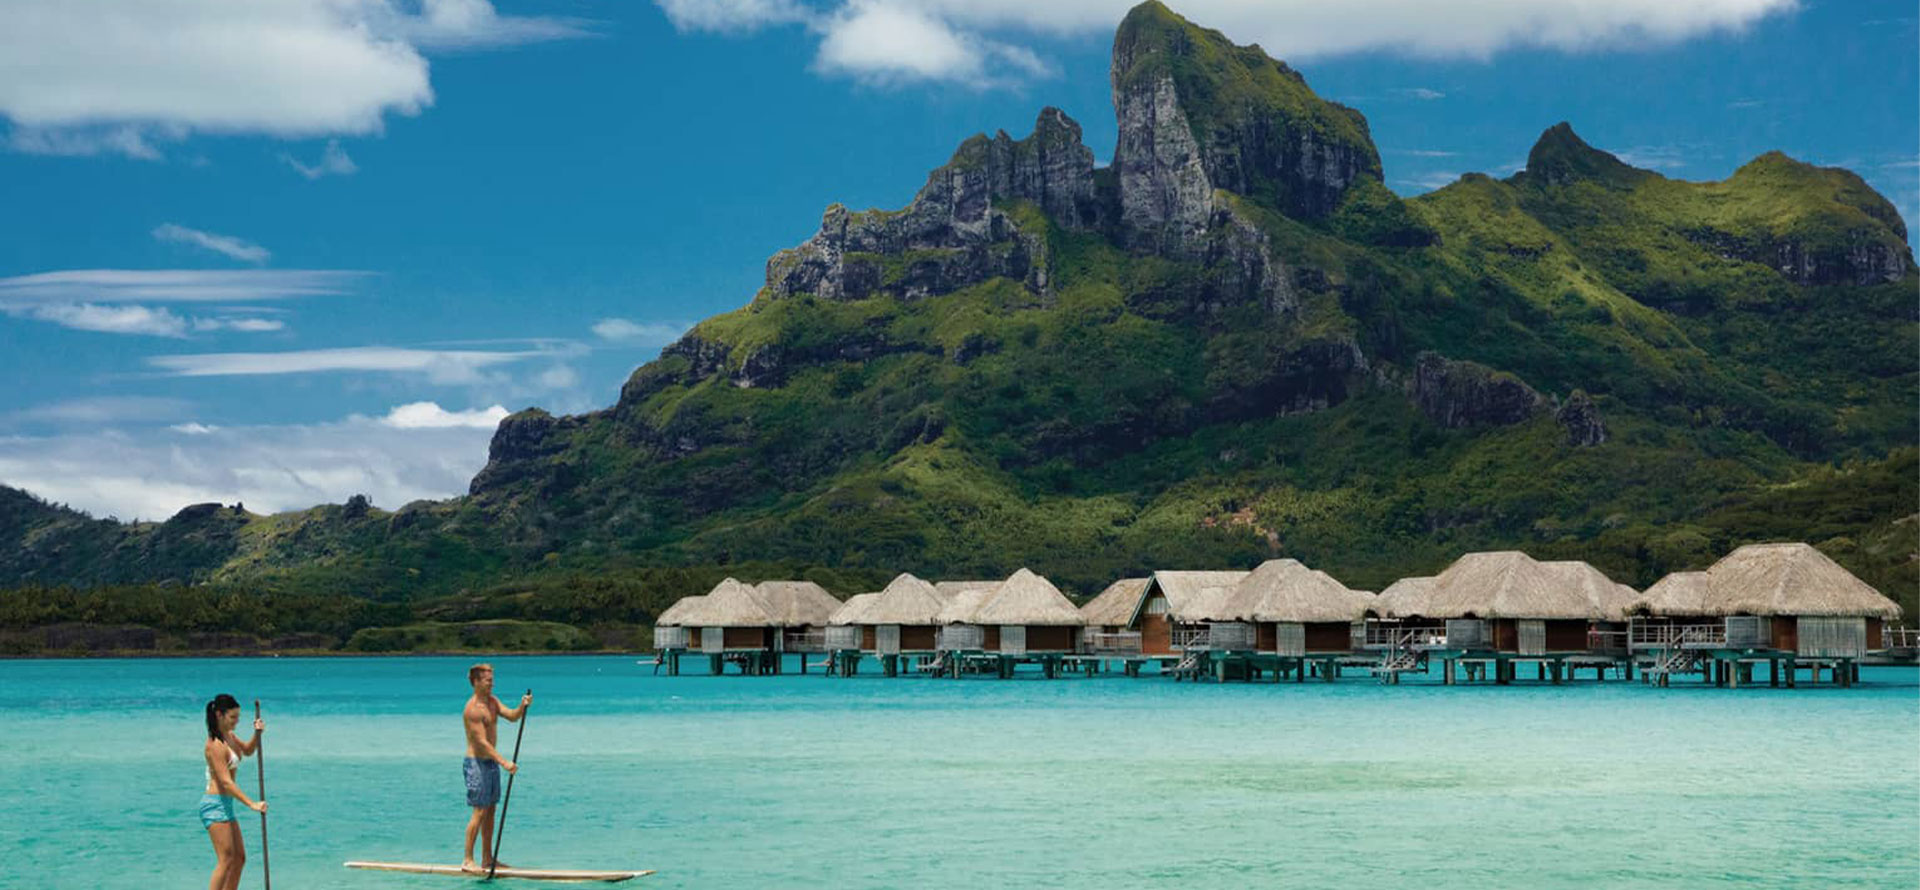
[1423, 552, 1633, 620]
[858, 573, 947, 625]
[936, 585, 997, 624]
[1690, 543, 1897, 618]
[933, 580, 999, 601]
[675, 578, 776, 627]
[827, 592, 882, 626]
[654, 595, 705, 627]
[1373, 577, 1437, 618]
[970, 568, 1086, 626]
[753, 580, 842, 627]
[1080, 578, 1150, 627]
[1214, 559, 1372, 623]
[1142, 570, 1249, 623]
[1630, 571, 1712, 617]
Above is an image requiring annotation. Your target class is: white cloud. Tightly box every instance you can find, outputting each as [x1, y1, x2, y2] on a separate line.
[0, 412, 506, 519]
[153, 223, 271, 264]
[0, 269, 365, 304]
[147, 345, 549, 382]
[1609, 144, 1689, 170]
[15, 303, 190, 337]
[192, 316, 287, 333]
[815, 1, 1053, 86]
[658, 0, 1797, 87]
[283, 139, 359, 179]
[0, 1, 591, 156]
[379, 401, 509, 429]
[592, 317, 689, 344]
[11, 396, 192, 426]
[1393, 171, 1464, 192]
[1392, 87, 1446, 100]
[395, 0, 594, 50]
[9, 123, 173, 160]
[657, 0, 810, 33]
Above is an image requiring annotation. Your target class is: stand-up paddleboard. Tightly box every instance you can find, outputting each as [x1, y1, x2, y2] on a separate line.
[345, 861, 653, 882]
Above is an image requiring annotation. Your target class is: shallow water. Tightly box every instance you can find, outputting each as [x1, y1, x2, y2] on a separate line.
[6, 655, 1918, 889]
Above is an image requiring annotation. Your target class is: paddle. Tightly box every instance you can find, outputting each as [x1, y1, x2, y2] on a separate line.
[489, 689, 531, 880]
[254, 699, 272, 890]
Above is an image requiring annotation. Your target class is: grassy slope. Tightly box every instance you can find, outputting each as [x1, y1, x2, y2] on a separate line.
[0, 7, 1912, 630]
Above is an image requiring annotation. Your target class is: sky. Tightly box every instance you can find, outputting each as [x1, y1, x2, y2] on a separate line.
[0, 0, 1913, 521]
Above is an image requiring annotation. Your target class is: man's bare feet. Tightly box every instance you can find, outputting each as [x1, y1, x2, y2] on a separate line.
[487, 858, 513, 870]
[461, 860, 482, 874]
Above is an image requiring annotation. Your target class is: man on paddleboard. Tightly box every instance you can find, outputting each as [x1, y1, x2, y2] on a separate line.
[463, 663, 531, 873]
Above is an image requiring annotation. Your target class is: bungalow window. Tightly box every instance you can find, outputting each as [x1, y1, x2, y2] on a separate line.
[1146, 597, 1169, 615]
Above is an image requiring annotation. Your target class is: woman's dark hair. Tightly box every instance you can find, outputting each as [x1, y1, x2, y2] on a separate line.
[205, 693, 240, 741]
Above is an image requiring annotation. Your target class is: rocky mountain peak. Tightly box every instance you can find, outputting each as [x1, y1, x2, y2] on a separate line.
[1111, 0, 1381, 254]
[1518, 122, 1652, 189]
[759, 106, 1096, 304]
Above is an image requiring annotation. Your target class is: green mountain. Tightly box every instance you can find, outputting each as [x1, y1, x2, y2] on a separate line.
[4, 0, 1915, 626]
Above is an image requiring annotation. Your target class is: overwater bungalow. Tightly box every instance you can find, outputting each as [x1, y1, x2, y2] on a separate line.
[1203, 559, 1375, 682]
[1080, 578, 1150, 664]
[754, 580, 843, 662]
[844, 573, 947, 676]
[1629, 542, 1902, 687]
[824, 592, 882, 672]
[1418, 552, 1637, 684]
[650, 595, 704, 675]
[671, 578, 780, 674]
[935, 569, 1084, 677]
[1087, 571, 1248, 661]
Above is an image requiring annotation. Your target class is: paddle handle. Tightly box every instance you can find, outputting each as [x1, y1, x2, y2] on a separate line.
[254, 700, 271, 890]
[489, 689, 531, 880]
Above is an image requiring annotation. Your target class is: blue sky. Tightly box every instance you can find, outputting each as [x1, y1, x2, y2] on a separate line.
[0, 0, 1913, 520]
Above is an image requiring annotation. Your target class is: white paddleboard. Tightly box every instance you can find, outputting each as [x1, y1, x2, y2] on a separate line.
[345, 861, 653, 882]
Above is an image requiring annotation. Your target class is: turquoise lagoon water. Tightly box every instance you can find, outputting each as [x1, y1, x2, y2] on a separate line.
[5, 655, 1918, 889]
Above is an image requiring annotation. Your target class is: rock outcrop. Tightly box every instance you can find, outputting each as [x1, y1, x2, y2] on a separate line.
[763, 107, 1097, 303]
[1411, 352, 1546, 429]
[1110, 1, 1381, 254]
[470, 409, 579, 495]
[1556, 390, 1608, 447]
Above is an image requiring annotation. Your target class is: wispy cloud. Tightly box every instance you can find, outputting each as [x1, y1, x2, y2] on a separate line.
[1391, 149, 1460, 158]
[1609, 144, 1690, 170]
[0, 269, 366, 304]
[10, 396, 192, 427]
[1727, 98, 1765, 109]
[9, 123, 174, 160]
[152, 223, 270, 264]
[1394, 171, 1464, 192]
[592, 318, 690, 344]
[282, 139, 358, 179]
[147, 345, 552, 382]
[1391, 87, 1446, 100]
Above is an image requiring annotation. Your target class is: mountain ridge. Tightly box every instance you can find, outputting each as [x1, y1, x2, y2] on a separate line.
[2, 0, 1913, 622]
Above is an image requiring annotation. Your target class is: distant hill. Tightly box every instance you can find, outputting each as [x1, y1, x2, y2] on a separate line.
[3, 0, 1914, 620]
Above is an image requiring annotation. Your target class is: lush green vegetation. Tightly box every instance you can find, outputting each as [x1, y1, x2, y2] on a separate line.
[1, 4, 1913, 650]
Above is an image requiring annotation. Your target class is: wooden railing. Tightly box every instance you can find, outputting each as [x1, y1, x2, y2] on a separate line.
[1363, 623, 1446, 649]
[1170, 626, 1211, 651]
[1629, 622, 1725, 648]
[783, 629, 827, 653]
[1084, 631, 1142, 655]
[1882, 627, 1920, 650]
[1586, 629, 1628, 653]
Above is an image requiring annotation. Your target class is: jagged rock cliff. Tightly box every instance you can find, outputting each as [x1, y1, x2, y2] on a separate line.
[1110, 1, 1381, 255]
[762, 107, 1097, 304]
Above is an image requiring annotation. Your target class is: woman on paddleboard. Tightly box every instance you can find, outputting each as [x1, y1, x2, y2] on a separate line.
[201, 693, 266, 890]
